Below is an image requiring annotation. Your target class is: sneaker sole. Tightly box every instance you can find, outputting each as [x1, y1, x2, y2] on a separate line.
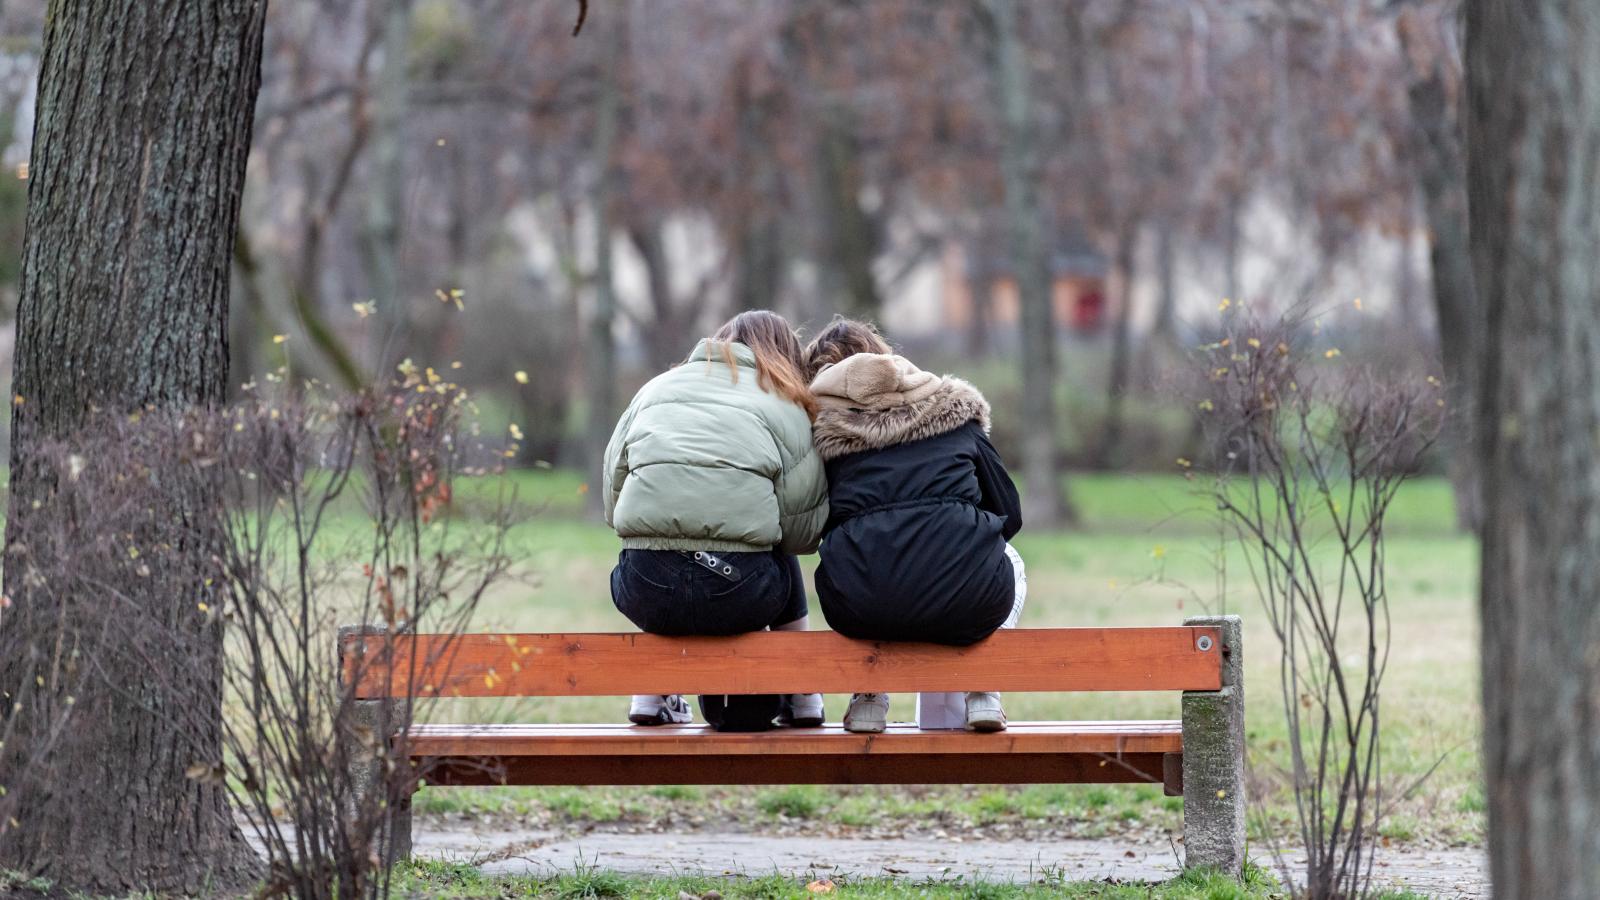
[966, 718, 1007, 733]
[843, 719, 887, 734]
[629, 712, 690, 726]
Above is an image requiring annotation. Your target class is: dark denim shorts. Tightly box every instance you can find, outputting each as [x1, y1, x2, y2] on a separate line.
[611, 549, 808, 637]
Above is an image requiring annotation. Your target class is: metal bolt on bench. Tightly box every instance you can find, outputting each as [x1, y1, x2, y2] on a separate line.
[339, 615, 1246, 874]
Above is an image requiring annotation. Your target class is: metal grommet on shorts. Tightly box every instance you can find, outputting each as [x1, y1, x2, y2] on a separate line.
[722, 565, 733, 576]
[693, 551, 705, 561]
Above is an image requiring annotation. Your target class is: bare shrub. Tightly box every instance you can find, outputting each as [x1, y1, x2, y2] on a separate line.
[0, 378, 517, 897]
[207, 383, 516, 897]
[1193, 307, 1444, 898]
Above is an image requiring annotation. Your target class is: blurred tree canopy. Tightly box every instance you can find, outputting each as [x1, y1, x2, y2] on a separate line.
[0, 0, 1468, 507]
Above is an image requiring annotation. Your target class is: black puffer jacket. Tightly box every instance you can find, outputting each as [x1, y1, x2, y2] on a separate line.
[809, 354, 1022, 646]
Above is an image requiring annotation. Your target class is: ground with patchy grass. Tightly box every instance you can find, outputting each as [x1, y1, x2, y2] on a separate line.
[389, 854, 1456, 899]
[419, 471, 1483, 854]
[395, 857, 1296, 899]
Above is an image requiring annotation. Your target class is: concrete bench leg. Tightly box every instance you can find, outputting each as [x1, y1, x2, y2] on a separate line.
[342, 625, 412, 864]
[1181, 615, 1245, 875]
[349, 697, 412, 863]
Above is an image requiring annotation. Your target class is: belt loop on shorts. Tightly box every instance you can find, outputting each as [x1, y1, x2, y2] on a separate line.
[680, 550, 741, 581]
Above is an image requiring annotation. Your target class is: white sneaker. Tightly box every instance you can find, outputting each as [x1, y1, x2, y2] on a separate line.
[843, 692, 890, 734]
[780, 693, 826, 728]
[965, 691, 1006, 732]
[628, 694, 693, 726]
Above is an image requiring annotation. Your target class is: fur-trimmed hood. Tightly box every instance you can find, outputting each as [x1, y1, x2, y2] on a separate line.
[810, 353, 991, 461]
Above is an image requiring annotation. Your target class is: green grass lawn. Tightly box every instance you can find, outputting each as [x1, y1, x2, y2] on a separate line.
[407, 470, 1483, 848]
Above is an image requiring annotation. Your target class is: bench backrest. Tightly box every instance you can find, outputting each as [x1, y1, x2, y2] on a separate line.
[341, 626, 1223, 699]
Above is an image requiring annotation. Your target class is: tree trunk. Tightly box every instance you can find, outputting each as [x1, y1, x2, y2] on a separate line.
[816, 106, 884, 322]
[288, 85, 370, 392]
[1097, 222, 1138, 469]
[986, 0, 1072, 526]
[1399, 13, 1482, 532]
[586, 27, 621, 514]
[518, 285, 577, 468]
[230, 228, 270, 398]
[1391, 200, 1425, 335]
[628, 218, 697, 373]
[1465, 2, 1600, 896]
[1153, 222, 1178, 336]
[730, 60, 784, 312]
[1138, 221, 1179, 389]
[965, 241, 993, 359]
[362, 0, 411, 370]
[1222, 193, 1243, 301]
[733, 204, 783, 313]
[0, 0, 265, 891]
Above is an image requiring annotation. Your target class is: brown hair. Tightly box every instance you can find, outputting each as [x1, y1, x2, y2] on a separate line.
[703, 310, 818, 419]
[804, 316, 893, 377]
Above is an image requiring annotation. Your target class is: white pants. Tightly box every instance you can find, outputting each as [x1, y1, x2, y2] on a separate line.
[999, 542, 1027, 628]
[917, 544, 1027, 728]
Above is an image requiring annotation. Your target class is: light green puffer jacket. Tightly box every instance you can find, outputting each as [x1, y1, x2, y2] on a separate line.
[603, 339, 829, 554]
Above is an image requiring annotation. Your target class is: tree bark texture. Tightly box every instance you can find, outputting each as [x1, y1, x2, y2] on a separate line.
[986, 0, 1071, 526]
[0, 0, 266, 891]
[1465, 2, 1600, 896]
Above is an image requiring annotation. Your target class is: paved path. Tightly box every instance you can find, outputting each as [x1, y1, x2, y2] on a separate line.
[411, 824, 1488, 897]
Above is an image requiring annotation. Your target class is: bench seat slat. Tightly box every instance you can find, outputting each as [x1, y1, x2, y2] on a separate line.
[417, 752, 1179, 788]
[345, 627, 1223, 699]
[403, 720, 1183, 757]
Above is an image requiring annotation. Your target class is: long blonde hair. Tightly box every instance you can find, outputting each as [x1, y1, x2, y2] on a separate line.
[703, 310, 819, 420]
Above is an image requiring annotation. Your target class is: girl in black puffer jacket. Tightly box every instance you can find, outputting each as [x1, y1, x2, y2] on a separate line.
[804, 319, 1026, 734]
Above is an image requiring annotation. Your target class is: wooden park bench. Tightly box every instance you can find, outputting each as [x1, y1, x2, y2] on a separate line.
[340, 615, 1245, 874]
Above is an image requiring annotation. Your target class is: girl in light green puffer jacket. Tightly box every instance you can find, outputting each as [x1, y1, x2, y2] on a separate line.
[603, 310, 829, 729]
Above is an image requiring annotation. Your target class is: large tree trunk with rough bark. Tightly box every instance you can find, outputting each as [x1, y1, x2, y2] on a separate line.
[0, 0, 265, 892]
[1399, 11, 1481, 532]
[985, 0, 1072, 526]
[1464, 2, 1600, 896]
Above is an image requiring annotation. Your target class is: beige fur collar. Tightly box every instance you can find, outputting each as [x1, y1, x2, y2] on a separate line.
[811, 372, 991, 461]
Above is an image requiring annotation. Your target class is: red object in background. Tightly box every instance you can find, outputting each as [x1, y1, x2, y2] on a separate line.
[1073, 289, 1106, 333]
